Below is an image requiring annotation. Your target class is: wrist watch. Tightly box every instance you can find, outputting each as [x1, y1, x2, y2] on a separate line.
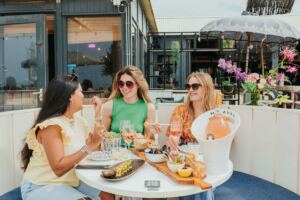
[80, 144, 91, 155]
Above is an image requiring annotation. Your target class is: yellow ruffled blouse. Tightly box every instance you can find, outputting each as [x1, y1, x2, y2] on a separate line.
[23, 113, 90, 187]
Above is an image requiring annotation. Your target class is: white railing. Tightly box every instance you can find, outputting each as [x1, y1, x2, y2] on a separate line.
[0, 105, 300, 195]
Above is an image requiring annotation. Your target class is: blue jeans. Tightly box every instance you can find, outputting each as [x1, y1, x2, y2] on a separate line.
[179, 190, 214, 200]
[21, 180, 100, 200]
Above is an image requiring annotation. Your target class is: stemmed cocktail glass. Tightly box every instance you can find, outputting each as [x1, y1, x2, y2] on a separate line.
[119, 120, 136, 150]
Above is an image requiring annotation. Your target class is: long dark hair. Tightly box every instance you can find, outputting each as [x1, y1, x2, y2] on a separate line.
[21, 74, 79, 171]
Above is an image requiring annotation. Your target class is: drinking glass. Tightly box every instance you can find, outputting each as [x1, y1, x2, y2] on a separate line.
[119, 120, 135, 150]
[103, 139, 113, 157]
[169, 119, 183, 149]
[111, 132, 121, 151]
[170, 119, 183, 136]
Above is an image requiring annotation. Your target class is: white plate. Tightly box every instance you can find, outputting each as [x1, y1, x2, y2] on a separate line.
[88, 151, 111, 161]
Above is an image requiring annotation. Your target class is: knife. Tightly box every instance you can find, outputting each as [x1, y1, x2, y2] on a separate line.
[75, 164, 112, 170]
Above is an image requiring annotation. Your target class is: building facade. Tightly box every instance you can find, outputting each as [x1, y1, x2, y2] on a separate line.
[0, 0, 157, 111]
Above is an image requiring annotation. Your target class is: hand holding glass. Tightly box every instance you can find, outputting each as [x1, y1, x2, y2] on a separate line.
[169, 119, 183, 150]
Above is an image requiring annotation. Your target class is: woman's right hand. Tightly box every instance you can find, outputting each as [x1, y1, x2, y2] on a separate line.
[86, 121, 105, 151]
[91, 96, 102, 118]
[166, 135, 180, 151]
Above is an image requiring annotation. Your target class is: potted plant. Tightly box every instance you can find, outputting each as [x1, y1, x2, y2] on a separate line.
[153, 65, 160, 76]
[221, 80, 234, 95]
[274, 94, 290, 108]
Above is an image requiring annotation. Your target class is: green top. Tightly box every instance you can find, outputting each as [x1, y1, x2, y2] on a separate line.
[110, 97, 148, 146]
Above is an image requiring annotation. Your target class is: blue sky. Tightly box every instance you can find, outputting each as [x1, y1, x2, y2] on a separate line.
[151, 0, 300, 18]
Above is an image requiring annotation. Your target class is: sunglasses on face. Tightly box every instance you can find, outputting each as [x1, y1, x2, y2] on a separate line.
[185, 83, 202, 90]
[118, 80, 135, 89]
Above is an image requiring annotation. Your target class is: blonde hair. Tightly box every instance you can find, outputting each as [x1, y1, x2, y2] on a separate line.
[185, 72, 216, 119]
[108, 66, 152, 103]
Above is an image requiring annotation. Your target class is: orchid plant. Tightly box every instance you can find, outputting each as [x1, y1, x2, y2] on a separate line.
[274, 94, 290, 106]
[218, 47, 299, 105]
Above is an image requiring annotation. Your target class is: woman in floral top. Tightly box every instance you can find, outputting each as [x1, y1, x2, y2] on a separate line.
[167, 72, 216, 149]
[166, 72, 216, 200]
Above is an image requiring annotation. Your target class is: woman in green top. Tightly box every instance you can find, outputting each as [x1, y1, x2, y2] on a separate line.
[101, 66, 156, 142]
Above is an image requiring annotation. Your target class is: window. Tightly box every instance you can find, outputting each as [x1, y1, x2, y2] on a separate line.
[67, 16, 121, 98]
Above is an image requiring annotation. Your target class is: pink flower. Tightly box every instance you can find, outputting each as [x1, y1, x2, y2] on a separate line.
[280, 48, 297, 62]
[286, 66, 298, 74]
[245, 73, 260, 83]
[266, 76, 276, 85]
[277, 73, 285, 83]
[225, 62, 236, 74]
[217, 59, 238, 74]
[235, 68, 247, 81]
[218, 58, 227, 70]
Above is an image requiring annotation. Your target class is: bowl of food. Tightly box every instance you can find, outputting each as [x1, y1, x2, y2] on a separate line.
[144, 148, 165, 163]
[167, 161, 185, 172]
[134, 134, 149, 151]
[166, 151, 185, 172]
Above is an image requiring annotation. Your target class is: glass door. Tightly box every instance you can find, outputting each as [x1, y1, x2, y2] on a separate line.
[0, 14, 47, 111]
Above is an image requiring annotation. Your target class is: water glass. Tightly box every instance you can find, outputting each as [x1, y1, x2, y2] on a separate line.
[103, 139, 113, 157]
[111, 132, 122, 151]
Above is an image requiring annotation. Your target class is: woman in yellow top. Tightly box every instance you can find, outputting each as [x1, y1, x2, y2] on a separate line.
[166, 72, 216, 200]
[20, 74, 114, 200]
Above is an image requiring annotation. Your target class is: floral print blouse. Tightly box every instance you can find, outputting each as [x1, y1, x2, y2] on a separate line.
[166, 103, 197, 143]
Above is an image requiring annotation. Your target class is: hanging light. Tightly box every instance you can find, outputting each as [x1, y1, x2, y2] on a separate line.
[246, 0, 295, 15]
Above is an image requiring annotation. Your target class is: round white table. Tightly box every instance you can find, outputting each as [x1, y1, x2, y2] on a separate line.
[76, 155, 233, 198]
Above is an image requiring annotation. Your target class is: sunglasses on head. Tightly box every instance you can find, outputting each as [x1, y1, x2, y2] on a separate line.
[63, 73, 79, 82]
[185, 83, 202, 90]
[118, 80, 135, 89]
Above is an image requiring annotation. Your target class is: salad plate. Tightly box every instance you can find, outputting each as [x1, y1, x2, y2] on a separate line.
[101, 159, 145, 181]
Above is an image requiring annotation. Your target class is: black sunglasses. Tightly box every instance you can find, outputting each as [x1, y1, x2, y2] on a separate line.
[63, 73, 79, 82]
[185, 83, 202, 90]
[118, 80, 135, 89]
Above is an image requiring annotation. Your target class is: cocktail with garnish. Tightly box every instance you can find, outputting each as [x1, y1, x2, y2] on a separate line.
[168, 119, 183, 150]
[119, 120, 136, 150]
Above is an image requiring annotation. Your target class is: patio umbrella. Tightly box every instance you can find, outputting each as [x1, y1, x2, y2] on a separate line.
[200, 15, 300, 74]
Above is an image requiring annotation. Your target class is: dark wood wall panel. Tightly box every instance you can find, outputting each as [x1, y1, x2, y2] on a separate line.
[62, 0, 117, 14]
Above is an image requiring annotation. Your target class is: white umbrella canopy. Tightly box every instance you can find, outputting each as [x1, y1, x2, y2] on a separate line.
[200, 15, 300, 74]
[200, 15, 300, 44]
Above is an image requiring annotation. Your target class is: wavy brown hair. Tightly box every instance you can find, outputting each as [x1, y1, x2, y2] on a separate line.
[108, 66, 152, 103]
[185, 72, 216, 119]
